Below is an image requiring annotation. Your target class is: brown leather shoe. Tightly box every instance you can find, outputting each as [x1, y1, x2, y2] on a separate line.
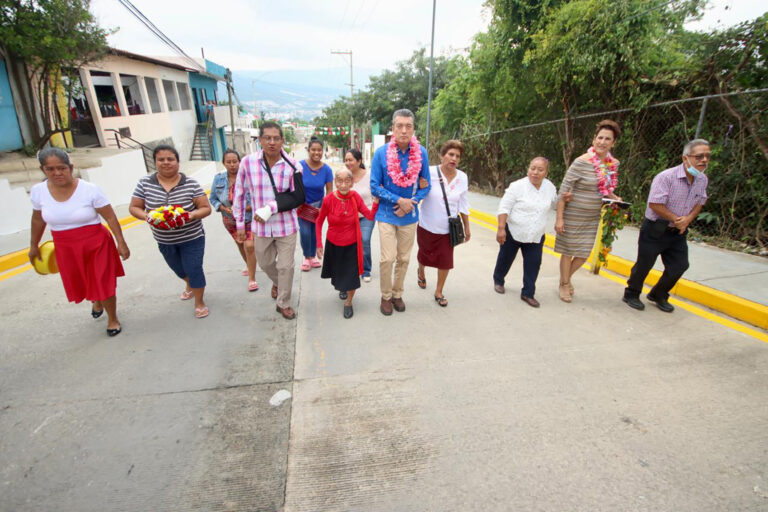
[271, 285, 278, 299]
[276, 305, 296, 319]
[380, 297, 393, 316]
[391, 297, 406, 312]
[520, 295, 540, 308]
[494, 284, 505, 294]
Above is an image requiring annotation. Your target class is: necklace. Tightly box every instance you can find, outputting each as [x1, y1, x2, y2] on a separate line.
[335, 191, 350, 215]
[588, 146, 619, 196]
[386, 136, 422, 187]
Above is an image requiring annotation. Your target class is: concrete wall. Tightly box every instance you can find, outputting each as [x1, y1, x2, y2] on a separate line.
[0, 179, 32, 236]
[169, 111, 197, 160]
[80, 149, 146, 207]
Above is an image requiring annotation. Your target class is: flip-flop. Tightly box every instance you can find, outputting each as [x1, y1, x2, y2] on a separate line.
[417, 276, 427, 289]
[434, 295, 448, 307]
[180, 290, 194, 300]
[241, 269, 249, 276]
[106, 326, 122, 337]
[91, 307, 104, 319]
[248, 281, 259, 292]
[195, 306, 209, 319]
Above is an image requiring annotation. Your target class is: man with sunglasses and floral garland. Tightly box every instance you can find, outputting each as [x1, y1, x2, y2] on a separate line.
[370, 109, 431, 316]
[623, 139, 711, 313]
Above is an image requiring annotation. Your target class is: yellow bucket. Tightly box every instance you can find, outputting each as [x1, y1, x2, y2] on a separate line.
[33, 240, 59, 275]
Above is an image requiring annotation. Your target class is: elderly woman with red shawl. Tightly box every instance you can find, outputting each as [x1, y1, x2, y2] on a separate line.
[316, 168, 379, 319]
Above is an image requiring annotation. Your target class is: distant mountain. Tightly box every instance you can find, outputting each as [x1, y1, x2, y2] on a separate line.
[223, 68, 378, 121]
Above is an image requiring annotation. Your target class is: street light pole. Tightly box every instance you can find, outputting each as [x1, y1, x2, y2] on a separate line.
[425, 0, 437, 152]
[331, 49, 354, 149]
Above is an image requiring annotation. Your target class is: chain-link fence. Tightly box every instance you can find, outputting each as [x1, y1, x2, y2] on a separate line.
[456, 90, 768, 252]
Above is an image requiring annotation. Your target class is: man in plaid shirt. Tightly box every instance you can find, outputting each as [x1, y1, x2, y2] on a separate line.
[623, 139, 710, 313]
[233, 121, 301, 319]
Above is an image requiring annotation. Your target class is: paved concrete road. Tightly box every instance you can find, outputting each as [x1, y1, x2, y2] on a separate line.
[2, 207, 767, 511]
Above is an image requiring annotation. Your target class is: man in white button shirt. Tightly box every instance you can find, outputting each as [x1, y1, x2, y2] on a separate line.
[493, 157, 566, 307]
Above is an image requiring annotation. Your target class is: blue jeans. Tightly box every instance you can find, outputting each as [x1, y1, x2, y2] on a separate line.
[359, 217, 375, 277]
[158, 236, 206, 288]
[492, 227, 544, 298]
[298, 200, 321, 258]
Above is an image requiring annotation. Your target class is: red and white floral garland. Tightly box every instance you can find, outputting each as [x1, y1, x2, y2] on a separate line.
[588, 146, 619, 196]
[386, 136, 422, 187]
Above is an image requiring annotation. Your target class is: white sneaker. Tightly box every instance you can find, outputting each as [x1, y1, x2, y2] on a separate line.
[362, 276, 371, 283]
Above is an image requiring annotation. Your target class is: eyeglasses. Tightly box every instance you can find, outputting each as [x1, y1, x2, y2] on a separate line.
[687, 153, 711, 161]
[260, 136, 282, 143]
[335, 178, 352, 183]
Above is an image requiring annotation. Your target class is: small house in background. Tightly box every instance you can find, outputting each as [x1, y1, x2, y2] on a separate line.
[187, 59, 232, 162]
[67, 49, 199, 161]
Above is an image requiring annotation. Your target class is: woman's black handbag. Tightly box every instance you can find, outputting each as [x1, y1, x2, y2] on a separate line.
[437, 166, 465, 247]
[263, 151, 305, 212]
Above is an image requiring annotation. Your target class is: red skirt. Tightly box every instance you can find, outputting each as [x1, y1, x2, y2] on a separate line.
[221, 214, 253, 241]
[51, 224, 125, 303]
[417, 225, 454, 270]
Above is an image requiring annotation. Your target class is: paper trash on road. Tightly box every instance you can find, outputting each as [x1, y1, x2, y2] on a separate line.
[269, 389, 292, 406]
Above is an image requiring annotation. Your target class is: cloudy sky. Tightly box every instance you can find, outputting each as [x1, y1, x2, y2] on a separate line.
[91, 0, 765, 78]
[90, 0, 491, 73]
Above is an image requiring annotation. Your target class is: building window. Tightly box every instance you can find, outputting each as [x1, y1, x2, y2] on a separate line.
[177, 82, 192, 110]
[163, 79, 179, 111]
[119, 74, 146, 115]
[90, 70, 121, 118]
[144, 77, 162, 113]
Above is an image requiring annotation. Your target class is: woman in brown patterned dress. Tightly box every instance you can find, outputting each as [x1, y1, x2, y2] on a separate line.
[554, 120, 622, 302]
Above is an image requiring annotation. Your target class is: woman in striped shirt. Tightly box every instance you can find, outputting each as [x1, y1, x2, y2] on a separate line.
[129, 145, 213, 318]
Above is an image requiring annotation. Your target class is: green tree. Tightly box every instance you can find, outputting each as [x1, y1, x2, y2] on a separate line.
[0, 0, 111, 148]
[523, 0, 702, 164]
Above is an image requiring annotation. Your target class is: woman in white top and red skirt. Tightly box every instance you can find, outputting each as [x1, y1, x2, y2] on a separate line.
[28, 148, 130, 336]
[416, 140, 471, 307]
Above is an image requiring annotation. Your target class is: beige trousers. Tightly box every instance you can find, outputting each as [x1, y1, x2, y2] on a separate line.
[253, 232, 297, 308]
[378, 222, 417, 300]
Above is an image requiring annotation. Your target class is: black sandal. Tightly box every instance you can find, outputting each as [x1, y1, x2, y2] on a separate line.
[91, 307, 104, 319]
[106, 326, 122, 337]
[434, 295, 448, 307]
[417, 275, 427, 289]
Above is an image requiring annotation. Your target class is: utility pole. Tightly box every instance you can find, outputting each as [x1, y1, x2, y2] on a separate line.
[226, 68, 235, 143]
[331, 49, 354, 149]
[425, 0, 437, 152]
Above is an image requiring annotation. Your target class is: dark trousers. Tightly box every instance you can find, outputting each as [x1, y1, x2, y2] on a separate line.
[624, 218, 689, 301]
[493, 227, 544, 298]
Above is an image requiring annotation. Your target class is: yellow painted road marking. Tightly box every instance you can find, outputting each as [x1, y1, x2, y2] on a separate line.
[0, 217, 146, 280]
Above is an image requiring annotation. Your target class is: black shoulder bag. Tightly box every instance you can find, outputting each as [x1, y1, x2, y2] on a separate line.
[437, 166, 465, 247]
[262, 151, 305, 212]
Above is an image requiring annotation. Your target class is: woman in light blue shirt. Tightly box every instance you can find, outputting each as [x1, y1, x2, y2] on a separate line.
[209, 149, 258, 291]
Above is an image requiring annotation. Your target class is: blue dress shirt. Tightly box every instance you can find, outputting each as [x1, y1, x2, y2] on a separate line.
[370, 143, 431, 225]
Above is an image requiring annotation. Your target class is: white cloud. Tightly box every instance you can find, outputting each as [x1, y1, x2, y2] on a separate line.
[90, 0, 490, 72]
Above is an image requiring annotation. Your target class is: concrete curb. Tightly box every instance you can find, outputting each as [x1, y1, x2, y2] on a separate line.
[0, 215, 142, 276]
[470, 209, 768, 331]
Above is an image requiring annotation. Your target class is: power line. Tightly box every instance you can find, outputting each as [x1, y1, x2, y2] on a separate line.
[348, 0, 367, 32]
[115, 0, 203, 71]
[465, 88, 768, 139]
[617, 0, 679, 24]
